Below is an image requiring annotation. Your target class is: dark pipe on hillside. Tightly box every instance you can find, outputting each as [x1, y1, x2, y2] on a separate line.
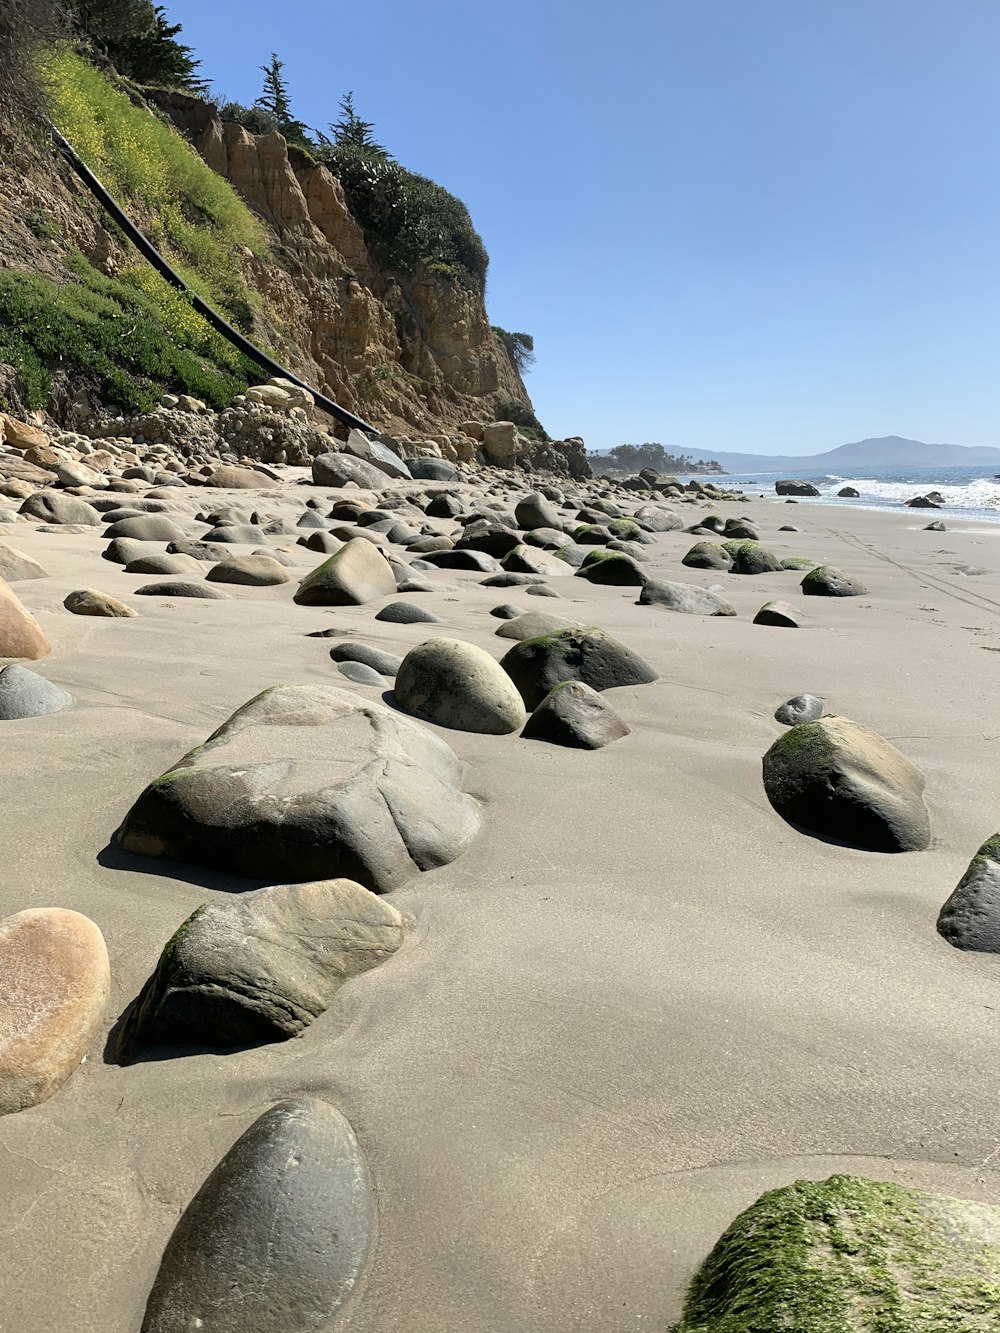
[48, 125, 377, 435]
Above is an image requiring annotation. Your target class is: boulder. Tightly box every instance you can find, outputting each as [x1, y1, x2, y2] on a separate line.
[3, 416, 48, 449]
[522, 681, 630, 750]
[0, 544, 47, 582]
[724, 540, 784, 574]
[801, 565, 868, 597]
[312, 452, 388, 489]
[501, 627, 658, 711]
[0, 579, 50, 658]
[20, 492, 101, 526]
[501, 545, 572, 578]
[480, 420, 520, 461]
[422, 549, 501, 572]
[344, 429, 411, 479]
[294, 538, 396, 606]
[395, 638, 527, 735]
[140, 1099, 371, 1333]
[57, 460, 108, 489]
[0, 908, 109, 1115]
[906, 494, 941, 508]
[515, 492, 562, 531]
[762, 716, 930, 852]
[115, 684, 482, 893]
[409, 458, 458, 482]
[671, 1174, 1000, 1333]
[838, 486, 860, 498]
[937, 834, 1000, 954]
[117, 880, 403, 1060]
[774, 693, 824, 726]
[337, 661, 387, 685]
[574, 550, 647, 586]
[328, 642, 403, 676]
[638, 579, 735, 616]
[632, 505, 683, 532]
[374, 600, 442, 624]
[134, 581, 231, 599]
[754, 599, 804, 627]
[682, 541, 733, 570]
[495, 611, 578, 641]
[775, 480, 820, 496]
[104, 515, 188, 542]
[0, 663, 72, 718]
[206, 555, 291, 587]
[63, 589, 137, 618]
[123, 553, 202, 577]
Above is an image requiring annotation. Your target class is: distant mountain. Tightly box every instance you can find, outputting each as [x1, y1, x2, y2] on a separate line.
[705, 436, 1000, 473]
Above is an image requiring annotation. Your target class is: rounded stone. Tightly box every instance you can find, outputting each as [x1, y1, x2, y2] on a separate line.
[395, 638, 527, 734]
[774, 694, 824, 726]
[0, 664, 72, 718]
[206, 555, 292, 586]
[64, 589, 137, 618]
[374, 600, 443, 624]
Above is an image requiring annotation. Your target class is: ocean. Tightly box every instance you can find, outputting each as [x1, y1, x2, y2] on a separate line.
[686, 464, 1000, 523]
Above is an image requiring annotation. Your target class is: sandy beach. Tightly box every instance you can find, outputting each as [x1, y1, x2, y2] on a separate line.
[1, 478, 999, 1331]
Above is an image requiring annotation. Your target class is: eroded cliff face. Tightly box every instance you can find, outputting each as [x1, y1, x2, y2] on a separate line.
[149, 91, 531, 438]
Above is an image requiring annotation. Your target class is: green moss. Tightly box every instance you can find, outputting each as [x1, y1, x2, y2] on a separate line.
[782, 556, 817, 570]
[768, 719, 832, 759]
[671, 1174, 1000, 1332]
[971, 834, 1000, 867]
[802, 565, 831, 586]
[580, 549, 620, 565]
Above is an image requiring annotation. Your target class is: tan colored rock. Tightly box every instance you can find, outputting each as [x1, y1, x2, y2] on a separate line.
[0, 479, 35, 500]
[0, 578, 50, 658]
[63, 589, 137, 618]
[205, 465, 280, 489]
[0, 544, 47, 582]
[22, 443, 59, 470]
[481, 421, 522, 461]
[0, 907, 110, 1115]
[2, 417, 47, 450]
[57, 460, 108, 489]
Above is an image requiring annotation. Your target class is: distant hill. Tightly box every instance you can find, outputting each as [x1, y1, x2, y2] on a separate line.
[705, 436, 1000, 473]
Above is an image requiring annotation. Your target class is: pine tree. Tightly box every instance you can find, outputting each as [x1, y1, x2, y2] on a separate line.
[255, 52, 309, 145]
[329, 92, 384, 154]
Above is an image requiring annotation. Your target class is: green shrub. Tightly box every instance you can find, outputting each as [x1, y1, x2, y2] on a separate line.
[0, 253, 258, 412]
[46, 47, 267, 326]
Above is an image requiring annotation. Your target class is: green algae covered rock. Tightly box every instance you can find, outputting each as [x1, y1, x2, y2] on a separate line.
[670, 1174, 1000, 1332]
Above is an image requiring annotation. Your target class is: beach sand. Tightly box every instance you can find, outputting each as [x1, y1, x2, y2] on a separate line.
[1, 480, 998, 1331]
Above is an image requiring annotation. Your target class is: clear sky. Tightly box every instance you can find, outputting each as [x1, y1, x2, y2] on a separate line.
[164, 0, 1000, 455]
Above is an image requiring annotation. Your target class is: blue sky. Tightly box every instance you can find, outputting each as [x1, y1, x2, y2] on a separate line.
[165, 0, 1000, 455]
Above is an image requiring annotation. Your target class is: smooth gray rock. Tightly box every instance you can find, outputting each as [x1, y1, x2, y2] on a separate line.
[344, 429, 411, 479]
[409, 458, 458, 482]
[123, 554, 202, 576]
[0, 664, 72, 719]
[0, 544, 47, 581]
[762, 716, 930, 852]
[104, 515, 187, 542]
[116, 684, 482, 892]
[682, 541, 733, 571]
[140, 1098, 371, 1333]
[134, 581, 231, 599]
[632, 505, 683, 532]
[294, 538, 396, 606]
[312, 452, 388, 489]
[801, 565, 868, 597]
[501, 545, 571, 578]
[638, 579, 736, 616]
[495, 611, 578, 641]
[206, 555, 291, 586]
[515, 492, 561, 531]
[117, 879, 403, 1058]
[937, 835, 1000, 953]
[201, 524, 263, 544]
[501, 627, 658, 711]
[575, 550, 647, 585]
[374, 600, 443, 624]
[19, 492, 101, 525]
[328, 643, 403, 676]
[337, 661, 388, 686]
[754, 600, 804, 627]
[103, 538, 156, 566]
[522, 680, 630, 750]
[774, 694, 824, 726]
[489, 603, 526, 620]
[165, 540, 230, 563]
[421, 548, 501, 572]
[395, 638, 526, 734]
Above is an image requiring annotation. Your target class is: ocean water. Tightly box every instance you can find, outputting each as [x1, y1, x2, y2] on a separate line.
[687, 465, 1000, 523]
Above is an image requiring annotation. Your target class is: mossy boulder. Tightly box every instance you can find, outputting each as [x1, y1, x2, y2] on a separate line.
[522, 680, 630, 749]
[781, 556, 817, 571]
[682, 542, 733, 571]
[801, 565, 868, 597]
[722, 540, 784, 574]
[572, 523, 613, 546]
[293, 538, 396, 606]
[670, 1173, 1000, 1332]
[500, 626, 657, 710]
[575, 549, 648, 586]
[762, 716, 930, 852]
[937, 833, 1000, 954]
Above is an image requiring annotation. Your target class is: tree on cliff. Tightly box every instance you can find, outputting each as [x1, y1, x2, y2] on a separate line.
[328, 92, 385, 154]
[67, 1, 206, 92]
[0, 0, 62, 127]
[492, 328, 535, 375]
[255, 52, 310, 146]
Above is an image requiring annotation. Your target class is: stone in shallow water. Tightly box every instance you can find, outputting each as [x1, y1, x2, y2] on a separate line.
[762, 716, 930, 852]
[140, 1098, 372, 1333]
[671, 1174, 1000, 1333]
[0, 663, 72, 718]
[0, 908, 109, 1114]
[117, 879, 403, 1059]
[937, 834, 1000, 954]
[115, 684, 482, 893]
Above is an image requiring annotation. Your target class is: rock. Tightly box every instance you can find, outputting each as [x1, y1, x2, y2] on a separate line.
[515, 492, 562, 530]
[924, 520, 946, 531]
[409, 458, 458, 482]
[722, 518, 760, 540]
[0, 579, 50, 659]
[801, 565, 868, 597]
[774, 694, 824, 726]
[574, 550, 647, 585]
[725, 540, 784, 574]
[116, 684, 482, 892]
[495, 611, 578, 641]
[201, 524, 265, 544]
[0, 908, 109, 1115]
[0, 664, 72, 718]
[480, 420, 521, 462]
[490, 603, 526, 620]
[57, 460, 108, 489]
[637, 579, 736, 616]
[762, 716, 930, 852]
[294, 538, 396, 606]
[117, 880, 403, 1059]
[139, 1099, 371, 1333]
[374, 601, 443, 624]
[206, 555, 291, 586]
[64, 589, 137, 618]
[523, 526, 570, 550]
[20, 492, 101, 526]
[522, 681, 630, 749]
[421, 549, 501, 572]
[312, 452, 388, 489]
[682, 541, 733, 570]
[632, 505, 683, 532]
[166, 540, 231, 563]
[425, 493, 464, 518]
[455, 519, 522, 557]
[670, 1174, 1000, 1333]
[500, 627, 658, 711]
[134, 581, 231, 599]
[123, 553, 202, 576]
[780, 556, 816, 570]
[395, 638, 526, 735]
[344, 429, 411, 479]
[328, 642, 403, 676]
[775, 480, 820, 496]
[337, 661, 387, 686]
[104, 515, 188, 542]
[937, 834, 1000, 954]
[754, 600, 804, 627]
[838, 486, 860, 497]
[906, 494, 941, 508]
[206, 465, 280, 489]
[501, 545, 571, 578]
[525, 583, 559, 597]
[3, 417, 48, 449]
[0, 544, 47, 582]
